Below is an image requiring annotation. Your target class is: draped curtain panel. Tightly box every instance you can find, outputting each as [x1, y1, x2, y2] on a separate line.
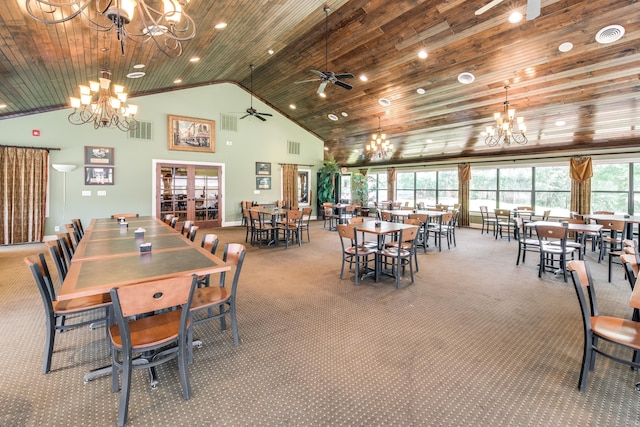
[0, 146, 48, 244]
[387, 167, 396, 201]
[282, 163, 298, 210]
[569, 157, 592, 215]
[457, 164, 471, 227]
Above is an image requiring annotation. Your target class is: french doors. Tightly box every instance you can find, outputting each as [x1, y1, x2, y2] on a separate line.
[157, 163, 221, 228]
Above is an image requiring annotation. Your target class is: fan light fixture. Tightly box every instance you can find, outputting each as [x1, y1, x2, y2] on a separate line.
[24, 0, 196, 57]
[68, 69, 139, 132]
[366, 117, 393, 160]
[485, 86, 527, 146]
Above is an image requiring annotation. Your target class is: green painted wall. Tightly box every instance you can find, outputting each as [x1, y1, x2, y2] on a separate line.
[0, 83, 324, 236]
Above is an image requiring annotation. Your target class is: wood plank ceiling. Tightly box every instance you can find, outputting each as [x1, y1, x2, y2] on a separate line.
[1, 0, 639, 167]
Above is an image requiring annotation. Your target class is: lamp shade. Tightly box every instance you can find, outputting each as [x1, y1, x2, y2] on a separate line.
[52, 164, 78, 173]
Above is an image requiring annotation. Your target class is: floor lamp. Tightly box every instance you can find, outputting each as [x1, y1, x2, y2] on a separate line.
[52, 163, 78, 230]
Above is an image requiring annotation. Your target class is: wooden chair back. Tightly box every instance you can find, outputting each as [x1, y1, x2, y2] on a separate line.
[201, 234, 219, 255]
[110, 213, 139, 219]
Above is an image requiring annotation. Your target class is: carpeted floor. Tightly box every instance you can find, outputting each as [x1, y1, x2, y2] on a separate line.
[1, 221, 639, 426]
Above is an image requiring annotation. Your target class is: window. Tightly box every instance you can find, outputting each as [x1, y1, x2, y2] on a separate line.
[470, 168, 497, 211]
[591, 163, 629, 213]
[396, 172, 415, 207]
[437, 170, 458, 207]
[368, 173, 387, 205]
[340, 174, 352, 203]
[416, 171, 436, 207]
[498, 167, 532, 210]
[535, 166, 570, 217]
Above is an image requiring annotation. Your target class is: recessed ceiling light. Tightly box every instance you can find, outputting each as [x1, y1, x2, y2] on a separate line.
[215, 22, 227, 29]
[0, 104, 7, 109]
[341, 112, 348, 117]
[126, 72, 145, 79]
[555, 120, 566, 127]
[328, 114, 339, 121]
[173, 79, 182, 84]
[426, 139, 433, 143]
[133, 64, 145, 69]
[558, 42, 573, 53]
[190, 57, 200, 63]
[359, 75, 368, 82]
[416, 88, 426, 95]
[324, 147, 329, 151]
[596, 25, 625, 44]
[418, 50, 428, 59]
[267, 49, 274, 55]
[319, 92, 326, 98]
[378, 98, 391, 107]
[289, 104, 296, 109]
[457, 72, 475, 84]
[508, 11, 523, 23]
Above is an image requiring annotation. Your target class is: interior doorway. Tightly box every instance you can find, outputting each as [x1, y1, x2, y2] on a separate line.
[155, 161, 223, 228]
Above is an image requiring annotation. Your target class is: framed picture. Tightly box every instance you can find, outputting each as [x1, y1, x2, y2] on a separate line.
[256, 162, 271, 175]
[168, 114, 215, 153]
[85, 167, 114, 185]
[256, 177, 271, 190]
[85, 146, 114, 165]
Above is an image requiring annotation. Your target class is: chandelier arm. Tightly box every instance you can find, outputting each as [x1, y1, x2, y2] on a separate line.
[25, 0, 91, 24]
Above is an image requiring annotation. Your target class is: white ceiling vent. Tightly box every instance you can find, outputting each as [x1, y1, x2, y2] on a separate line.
[457, 72, 475, 84]
[595, 25, 625, 44]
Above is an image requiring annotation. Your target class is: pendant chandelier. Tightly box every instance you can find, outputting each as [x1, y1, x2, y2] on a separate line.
[485, 86, 528, 146]
[24, 0, 196, 57]
[68, 69, 139, 131]
[366, 117, 393, 160]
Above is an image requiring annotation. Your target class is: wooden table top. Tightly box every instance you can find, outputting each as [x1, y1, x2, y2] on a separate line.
[89, 218, 165, 230]
[58, 217, 230, 301]
[631, 277, 640, 309]
[526, 220, 603, 233]
[356, 220, 417, 235]
[584, 214, 640, 224]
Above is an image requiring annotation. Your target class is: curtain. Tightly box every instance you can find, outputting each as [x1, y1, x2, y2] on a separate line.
[282, 163, 298, 210]
[387, 167, 396, 201]
[457, 163, 471, 227]
[0, 146, 48, 244]
[570, 157, 592, 215]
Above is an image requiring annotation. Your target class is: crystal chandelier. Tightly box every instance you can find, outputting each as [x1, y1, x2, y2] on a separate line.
[485, 86, 528, 146]
[68, 70, 139, 131]
[24, 0, 196, 57]
[366, 117, 393, 160]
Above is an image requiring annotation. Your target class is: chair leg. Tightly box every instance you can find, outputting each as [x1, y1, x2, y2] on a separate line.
[578, 331, 592, 392]
[230, 301, 239, 346]
[43, 315, 56, 374]
[117, 354, 133, 427]
[178, 337, 191, 400]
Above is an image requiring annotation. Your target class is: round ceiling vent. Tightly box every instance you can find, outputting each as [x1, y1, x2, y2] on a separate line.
[416, 88, 426, 95]
[327, 114, 339, 121]
[126, 72, 146, 79]
[378, 98, 391, 107]
[457, 72, 475, 84]
[595, 25, 625, 44]
[558, 42, 573, 53]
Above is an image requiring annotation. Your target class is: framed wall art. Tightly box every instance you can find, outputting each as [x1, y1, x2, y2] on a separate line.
[168, 114, 215, 153]
[256, 177, 271, 190]
[256, 162, 271, 175]
[85, 146, 114, 165]
[85, 167, 114, 185]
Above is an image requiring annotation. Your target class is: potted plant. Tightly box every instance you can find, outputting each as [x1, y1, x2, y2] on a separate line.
[317, 155, 340, 206]
[352, 172, 369, 215]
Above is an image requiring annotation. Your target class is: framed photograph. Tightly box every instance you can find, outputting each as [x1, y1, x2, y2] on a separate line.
[256, 162, 271, 175]
[256, 177, 271, 190]
[168, 114, 215, 153]
[85, 167, 114, 185]
[85, 146, 114, 165]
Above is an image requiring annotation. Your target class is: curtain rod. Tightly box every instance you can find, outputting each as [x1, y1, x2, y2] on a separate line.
[0, 144, 60, 151]
[278, 163, 314, 167]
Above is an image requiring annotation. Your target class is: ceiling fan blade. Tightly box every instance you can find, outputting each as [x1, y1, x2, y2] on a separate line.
[255, 114, 267, 122]
[475, 0, 504, 15]
[239, 114, 249, 119]
[295, 78, 322, 84]
[526, 0, 541, 20]
[317, 81, 328, 94]
[258, 112, 273, 117]
[334, 73, 354, 79]
[334, 80, 353, 90]
[310, 69, 327, 78]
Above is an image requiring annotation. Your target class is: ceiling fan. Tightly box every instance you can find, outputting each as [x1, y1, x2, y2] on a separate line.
[240, 64, 272, 121]
[475, 0, 541, 20]
[295, 6, 354, 94]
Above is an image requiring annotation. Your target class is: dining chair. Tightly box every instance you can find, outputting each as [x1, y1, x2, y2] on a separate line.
[479, 206, 497, 236]
[566, 260, 640, 392]
[556, 218, 586, 259]
[337, 224, 376, 286]
[322, 202, 338, 230]
[595, 218, 626, 281]
[408, 213, 428, 252]
[300, 207, 313, 242]
[242, 208, 252, 242]
[190, 243, 247, 346]
[535, 222, 576, 282]
[389, 219, 421, 272]
[381, 211, 392, 222]
[250, 209, 275, 248]
[70, 218, 84, 238]
[186, 225, 199, 242]
[109, 274, 198, 427]
[428, 212, 453, 251]
[379, 226, 419, 289]
[620, 253, 638, 291]
[170, 216, 178, 229]
[494, 209, 513, 241]
[45, 240, 68, 287]
[56, 232, 75, 264]
[514, 217, 540, 265]
[195, 234, 220, 288]
[65, 223, 81, 246]
[163, 214, 174, 224]
[24, 253, 111, 374]
[277, 209, 303, 248]
[347, 217, 378, 249]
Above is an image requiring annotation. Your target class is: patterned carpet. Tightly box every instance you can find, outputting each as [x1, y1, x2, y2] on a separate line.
[1, 221, 639, 426]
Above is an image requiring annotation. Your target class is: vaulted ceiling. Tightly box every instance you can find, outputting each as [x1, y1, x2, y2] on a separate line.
[1, 0, 639, 167]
